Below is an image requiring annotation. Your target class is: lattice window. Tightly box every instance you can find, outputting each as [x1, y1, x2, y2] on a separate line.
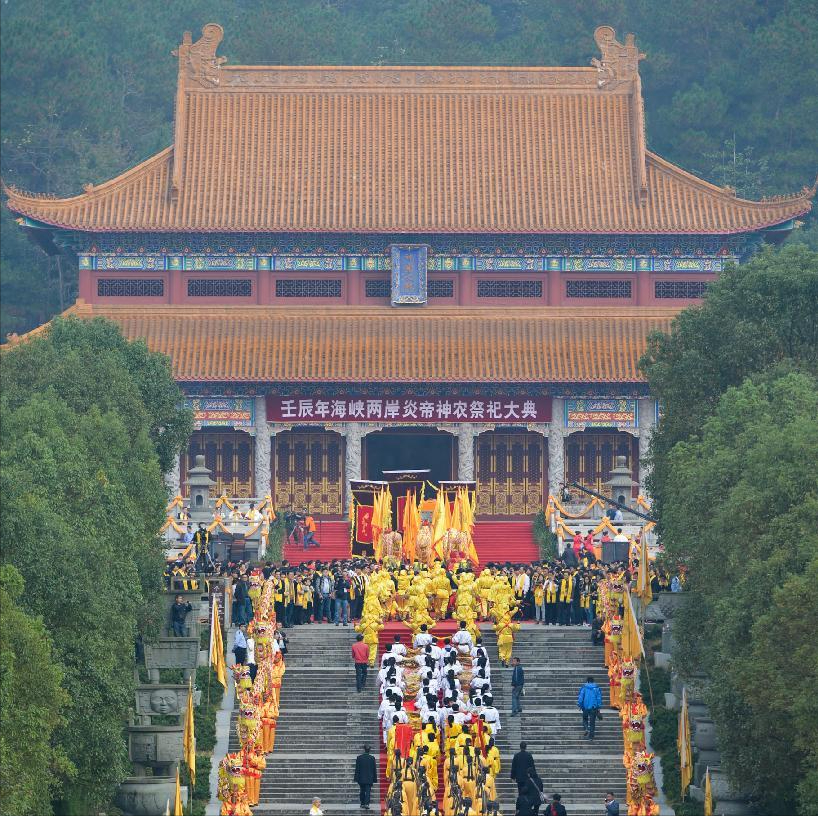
[237, 442, 251, 482]
[655, 281, 709, 299]
[428, 279, 455, 298]
[365, 279, 390, 298]
[222, 441, 234, 480]
[600, 442, 614, 483]
[187, 279, 252, 297]
[583, 442, 597, 483]
[476, 280, 543, 298]
[528, 439, 542, 482]
[511, 443, 525, 484]
[205, 442, 218, 474]
[477, 443, 492, 479]
[327, 442, 340, 482]
[310, 441, 323, 482]
[294, 442, 308, 482]
[97, 278, 164, 297]
[566, 280, 632, 298]
[277, 442, 291, 479]
[567, 441, 581, 484]
[496, 442, 508, 479]
[275, 279, 342, 298]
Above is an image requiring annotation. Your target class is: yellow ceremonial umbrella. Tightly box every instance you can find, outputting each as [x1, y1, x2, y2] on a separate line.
[635, 533, 653, 604]
[704, 766, 713, 816]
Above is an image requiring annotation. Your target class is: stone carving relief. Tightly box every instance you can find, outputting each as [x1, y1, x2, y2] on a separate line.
[128, 727, 184, 765]
[134, 685, 189, 717]
[547, 399, 566, 498]
[143, 638, 199, 671]
[254, 396, 271, 498]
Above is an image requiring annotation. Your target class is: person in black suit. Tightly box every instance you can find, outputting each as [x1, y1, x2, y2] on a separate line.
[511, 741, 537, 792]
[354, 744, 377, 810]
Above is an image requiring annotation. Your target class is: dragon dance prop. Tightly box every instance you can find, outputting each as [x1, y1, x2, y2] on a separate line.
[598, 573, 660, 816]
[217, 576, 285, 816]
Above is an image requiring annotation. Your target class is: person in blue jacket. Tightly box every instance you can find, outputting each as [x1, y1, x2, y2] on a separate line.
[577, 675, 603, 740]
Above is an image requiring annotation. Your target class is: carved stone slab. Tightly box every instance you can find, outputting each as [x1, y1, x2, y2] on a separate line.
[134, 684, 190, 717]
[128, 725, 184, 765]
[143, 638, 199, 670]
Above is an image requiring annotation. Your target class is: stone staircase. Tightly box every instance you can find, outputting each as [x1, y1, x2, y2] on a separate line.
[479, 623, 627, 816]
[283, 520, 352, 565]
[471, 520, 541, 565]
[231, 623, 381, 813]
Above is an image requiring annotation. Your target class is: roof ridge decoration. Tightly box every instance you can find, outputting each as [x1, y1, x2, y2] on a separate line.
[591, 26, 645, 88]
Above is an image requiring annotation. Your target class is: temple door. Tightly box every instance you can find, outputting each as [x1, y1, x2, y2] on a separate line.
[475, 432, 544, 516]
[182, 431, 254, 498]
[274, 431, 344, 515]
[564, 432, 637, 495]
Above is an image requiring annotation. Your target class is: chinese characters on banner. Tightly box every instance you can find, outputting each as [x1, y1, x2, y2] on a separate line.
[184, 397, 255, 430]
[564, 399, 637, 428]
[266, 396, 552, 423]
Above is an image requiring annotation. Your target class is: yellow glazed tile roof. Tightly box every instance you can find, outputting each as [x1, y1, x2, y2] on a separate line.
[5, 26, 812, 235]
[47, 302, 680, 383]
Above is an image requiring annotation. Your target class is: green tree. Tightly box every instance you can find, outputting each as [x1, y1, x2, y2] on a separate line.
[640, 244, 818, 522]
[0, 318, 192, 813]
[0, 565, 73, 816]
[658, 372, 818, 815]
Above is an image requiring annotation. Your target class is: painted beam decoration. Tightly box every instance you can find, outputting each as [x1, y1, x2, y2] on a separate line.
[390, 244, 428, 304]
[184, 396, 255, 429]
[565, 398, 638, 428]
[267, 395, 552, 423]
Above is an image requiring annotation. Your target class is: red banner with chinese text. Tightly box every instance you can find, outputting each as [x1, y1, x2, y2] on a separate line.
[356, 505, 374, 544]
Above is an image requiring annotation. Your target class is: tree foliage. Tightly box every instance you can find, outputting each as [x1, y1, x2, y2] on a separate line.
[0, 318, 192, 814]
[1, 0, 816, 333]
[0, 565, 73, 816]
[640, 246, 818, 815]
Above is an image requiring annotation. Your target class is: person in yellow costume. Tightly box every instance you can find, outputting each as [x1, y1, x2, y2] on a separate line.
[400, 756, 419, 816]
[430, 563, 452, 618]
[393, 568, 411, 620]
[476, 568, 494, 620]
[484, 735, 501, 778]
[457, 739, 479, 801]
[495, 613, 520, 667]
[355, 613, 382, 668]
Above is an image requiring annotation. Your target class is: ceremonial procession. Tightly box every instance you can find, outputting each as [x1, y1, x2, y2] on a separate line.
[2, 4, 816, 816]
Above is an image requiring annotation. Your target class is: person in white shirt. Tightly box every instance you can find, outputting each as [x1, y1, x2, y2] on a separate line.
[389, 635, 407, 656]
[613, 508, 624, 524]
[470, 670, 491, 696]
[309, 796, 323, 816]
[480, 693, 501, 732]
[413, 624, 433, 649]
[470, 639, 489, 661]
[452, 620, 474, 654]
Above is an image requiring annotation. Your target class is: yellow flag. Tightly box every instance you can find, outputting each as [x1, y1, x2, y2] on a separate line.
[372, 489, 384, 559]
[635, 534, 653, 603]
[174, 766, 184, 816]
[678, 686, 693, 798]
[432, 488, 447, 558]
[704, 766, 713, 816]
[444, 489, 452, 528]
[183, 678, 196, 786]
[451, 490, 463, 531]
[383, 485, 393, 530]
[209, 597, 227, 689]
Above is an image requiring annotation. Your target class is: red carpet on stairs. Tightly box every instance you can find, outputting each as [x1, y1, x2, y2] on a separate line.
[471, 519, 540, 565]
[281, 519, 351, 564]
